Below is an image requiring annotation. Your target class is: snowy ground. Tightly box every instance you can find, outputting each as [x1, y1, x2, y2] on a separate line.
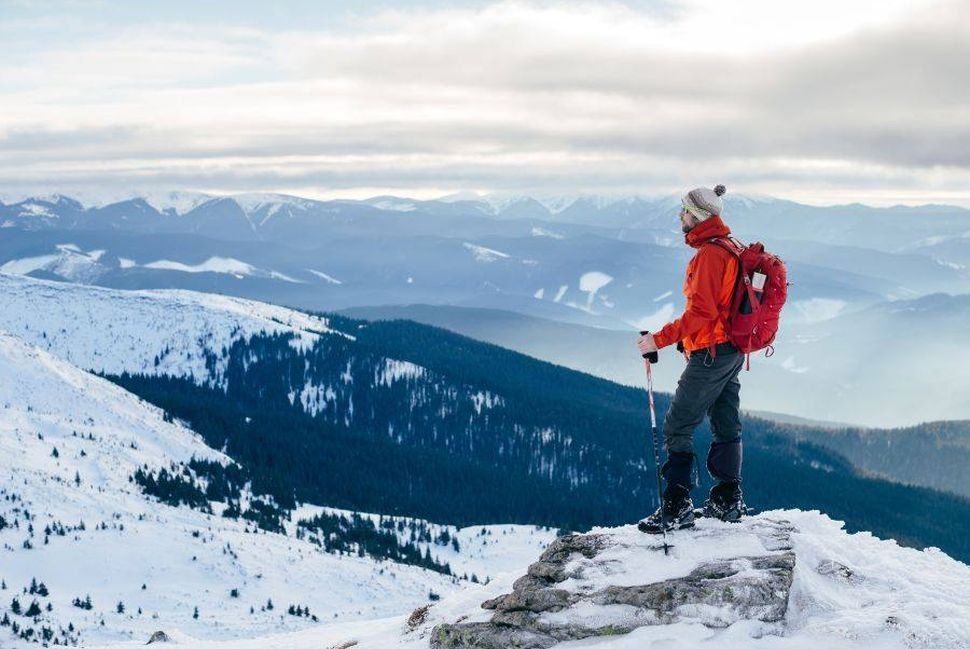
[89, 511, 970, 649]
[0, 331, 555, 648]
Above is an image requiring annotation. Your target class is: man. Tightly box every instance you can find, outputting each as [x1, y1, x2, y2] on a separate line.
[636, 184, 747, 533]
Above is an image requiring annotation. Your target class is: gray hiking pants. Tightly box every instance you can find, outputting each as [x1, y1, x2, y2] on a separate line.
[663, 344, 744, 484]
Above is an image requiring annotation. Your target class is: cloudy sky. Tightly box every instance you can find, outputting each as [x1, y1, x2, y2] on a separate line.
[1, 0, 968, 205]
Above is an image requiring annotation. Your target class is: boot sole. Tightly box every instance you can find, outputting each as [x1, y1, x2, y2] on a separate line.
[694, 507, 747, 522]
[638, 519, 695, 534]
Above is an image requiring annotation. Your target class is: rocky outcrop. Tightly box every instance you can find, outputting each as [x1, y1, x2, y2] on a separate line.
[432, 517, 797, 648]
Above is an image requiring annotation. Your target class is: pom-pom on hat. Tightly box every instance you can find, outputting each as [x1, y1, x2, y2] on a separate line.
[682, 184, 726, 221]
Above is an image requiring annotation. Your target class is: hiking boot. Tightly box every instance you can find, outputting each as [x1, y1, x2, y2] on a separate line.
[638, 485, 695, 534]
[702, 481, 747, 522]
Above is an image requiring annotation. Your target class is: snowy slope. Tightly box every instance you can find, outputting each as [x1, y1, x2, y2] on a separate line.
[0, 331, 556, 648]
[90, 510, 970, 649]
[0, 272, 336, 383]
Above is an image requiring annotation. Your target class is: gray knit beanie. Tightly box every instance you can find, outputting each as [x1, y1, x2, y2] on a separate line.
[682, 184, 726, 221]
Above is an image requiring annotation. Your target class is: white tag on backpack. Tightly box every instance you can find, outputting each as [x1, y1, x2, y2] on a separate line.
[752, 272, 767, 290]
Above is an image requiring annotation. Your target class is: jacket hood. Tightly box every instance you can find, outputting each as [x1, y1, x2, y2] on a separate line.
[685, 215, 731, 248]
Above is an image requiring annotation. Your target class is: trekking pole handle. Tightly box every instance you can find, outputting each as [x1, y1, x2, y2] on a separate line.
[639, 330, 659, 364]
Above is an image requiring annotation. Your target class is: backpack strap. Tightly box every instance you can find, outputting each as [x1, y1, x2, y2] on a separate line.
[704, 236, 745, 258]
[702, 237, 746, 358]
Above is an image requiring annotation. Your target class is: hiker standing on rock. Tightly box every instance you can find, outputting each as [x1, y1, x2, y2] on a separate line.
[636, 184, 748, 533]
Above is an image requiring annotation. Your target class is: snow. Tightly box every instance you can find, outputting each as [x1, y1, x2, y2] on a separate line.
[0, 247, 306, 286]
[230, 193, 316, 216]
[479, 194, 539, 214]
[296, 381, 338, 416]
[0, 244, 109, 282]
[375, 358, 427, 387]
[370, 198, 417, 212]
[436, 190, 484, 203]
[139, 190, 213, 215]
[90, 510, 970, 648]
[579, 271, 614, 310]
[463, 242, 511, 262]
[0, 253, 60, 274]
[531, 226, 565, 239]
[482, 193, 650, 215]
[18, 201, 56, 217]
[0, 329, 558, 648]
[0, 192, 76, 206]
[470, 390, 505, 415]
[146, 256, 250, 276]
[306, 269, 343, 284]
[143, 257, 302, 283]
[0, 273, 336, 386]
[792, 298, 847, 323]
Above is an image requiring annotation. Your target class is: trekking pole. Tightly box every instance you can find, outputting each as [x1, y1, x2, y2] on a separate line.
[641, 330, 672, 555]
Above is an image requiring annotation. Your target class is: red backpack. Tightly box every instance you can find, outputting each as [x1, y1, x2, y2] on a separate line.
[707, 237, 788, 369]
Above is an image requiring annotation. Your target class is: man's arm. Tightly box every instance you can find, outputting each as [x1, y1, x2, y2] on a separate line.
[653, 247, 729, 350]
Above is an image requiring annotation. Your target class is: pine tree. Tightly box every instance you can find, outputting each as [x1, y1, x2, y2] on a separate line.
[116, 601, 124, 614]
[193, 607, 199, 620]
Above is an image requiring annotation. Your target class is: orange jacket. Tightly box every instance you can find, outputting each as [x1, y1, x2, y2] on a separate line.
[653, 216, 738, 353]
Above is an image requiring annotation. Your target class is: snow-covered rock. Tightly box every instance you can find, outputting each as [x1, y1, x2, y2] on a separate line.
[423, 512, 970, 649]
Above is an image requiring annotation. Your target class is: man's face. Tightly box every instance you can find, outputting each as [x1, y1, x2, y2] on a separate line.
[679, 207, 696, 233]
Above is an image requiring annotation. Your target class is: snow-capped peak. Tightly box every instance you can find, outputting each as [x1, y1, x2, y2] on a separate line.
[138, 190, 214, 215]
[229, 192, 319, 216]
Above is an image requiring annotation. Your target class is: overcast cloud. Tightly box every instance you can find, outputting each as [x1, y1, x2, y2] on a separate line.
[1, 0, 968, 205]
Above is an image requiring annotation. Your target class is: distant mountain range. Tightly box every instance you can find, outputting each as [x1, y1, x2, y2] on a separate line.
[4, 189, 970, 252]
